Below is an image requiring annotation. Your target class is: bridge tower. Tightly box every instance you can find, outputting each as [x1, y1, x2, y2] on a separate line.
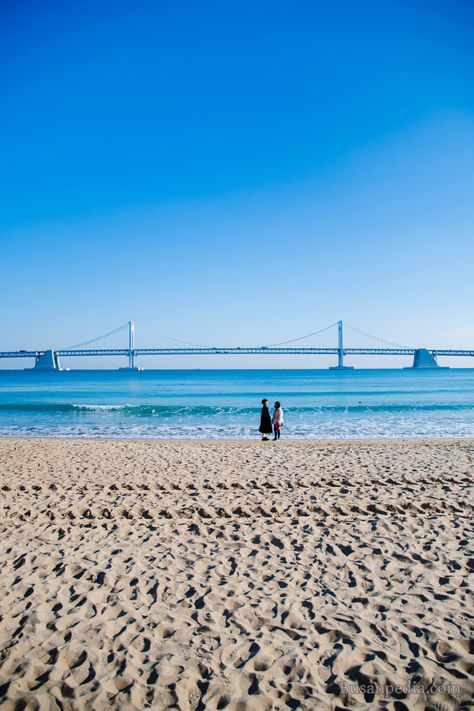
[329, 320, 354, 370]
[119, 321, 141, 371]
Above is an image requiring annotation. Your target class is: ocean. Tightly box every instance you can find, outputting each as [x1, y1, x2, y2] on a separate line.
[1, 368, 474, 439]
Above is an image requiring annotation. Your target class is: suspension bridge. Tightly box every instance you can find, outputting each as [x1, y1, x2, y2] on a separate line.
[1, 320, 473, 370]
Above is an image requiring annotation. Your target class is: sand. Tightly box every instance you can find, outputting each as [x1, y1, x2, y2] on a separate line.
[0, 438, 473, 711]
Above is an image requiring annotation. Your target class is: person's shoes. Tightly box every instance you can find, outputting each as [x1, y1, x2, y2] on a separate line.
[262, 437, 269, 441]
[273, 437, 277, 441]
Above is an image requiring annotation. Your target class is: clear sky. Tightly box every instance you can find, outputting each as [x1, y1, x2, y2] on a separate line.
[1, 0, 473, 368]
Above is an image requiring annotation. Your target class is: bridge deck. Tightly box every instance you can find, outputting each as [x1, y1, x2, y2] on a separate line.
[1, 347, 474, 358]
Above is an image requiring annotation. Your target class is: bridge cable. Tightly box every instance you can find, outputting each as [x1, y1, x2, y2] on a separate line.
[60, 323, 129, 350]
[142, 326, 214, 349]
[344, 322, 409, 350]
[264, 321, 339, 348]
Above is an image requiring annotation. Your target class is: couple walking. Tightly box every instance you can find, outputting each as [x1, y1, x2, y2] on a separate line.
[259, 399, 284, 441]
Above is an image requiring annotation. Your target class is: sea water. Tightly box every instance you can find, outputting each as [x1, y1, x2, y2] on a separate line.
[1, 369, 474, 439]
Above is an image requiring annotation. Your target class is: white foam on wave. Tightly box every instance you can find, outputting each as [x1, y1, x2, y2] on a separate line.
[2, 414, 474, 440]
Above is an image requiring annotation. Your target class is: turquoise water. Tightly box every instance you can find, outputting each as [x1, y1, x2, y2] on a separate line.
[1, 369, 474, 439]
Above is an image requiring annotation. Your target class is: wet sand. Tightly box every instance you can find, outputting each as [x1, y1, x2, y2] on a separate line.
[0, 438, 473, 710]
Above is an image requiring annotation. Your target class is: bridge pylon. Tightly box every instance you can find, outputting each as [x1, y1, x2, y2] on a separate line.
[119, 320, 142, 371]
[27, 350, 62, 371]
[329, 320, 354, 370]
[406, 348, 449, 369]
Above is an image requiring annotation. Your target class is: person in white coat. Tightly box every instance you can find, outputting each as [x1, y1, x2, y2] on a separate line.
[272, 401, 284, 440]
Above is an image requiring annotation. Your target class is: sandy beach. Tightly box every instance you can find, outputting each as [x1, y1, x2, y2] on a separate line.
[0, 438, 473, 710]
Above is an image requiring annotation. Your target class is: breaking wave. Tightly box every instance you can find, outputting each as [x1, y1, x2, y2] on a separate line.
[1, 402, 474, 416]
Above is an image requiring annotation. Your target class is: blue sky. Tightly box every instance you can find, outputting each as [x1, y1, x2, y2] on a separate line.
[1, 0, 473, 368]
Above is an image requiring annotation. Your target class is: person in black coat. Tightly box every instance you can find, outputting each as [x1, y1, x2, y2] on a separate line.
[259, 398, 273, 440]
